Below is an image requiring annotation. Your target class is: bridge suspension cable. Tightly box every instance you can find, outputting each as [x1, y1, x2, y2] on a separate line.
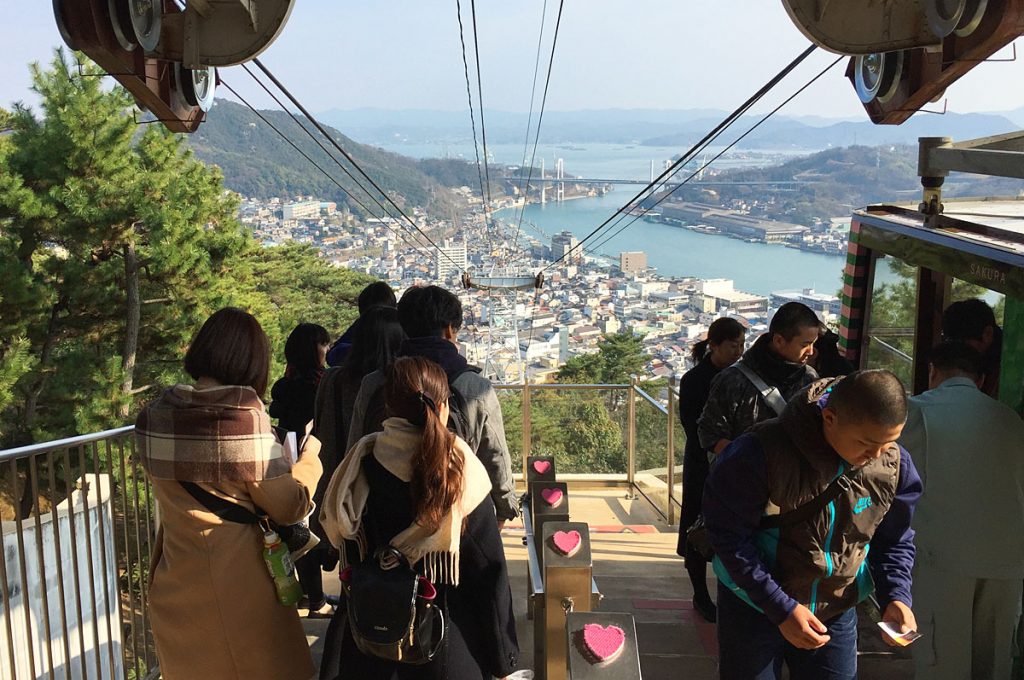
[249, 58, 465, 270]
[220, 79, 439, 262]
[585, 54, 844, 259]
[541, 44, 818, 273]
[509, 0, 566, 269]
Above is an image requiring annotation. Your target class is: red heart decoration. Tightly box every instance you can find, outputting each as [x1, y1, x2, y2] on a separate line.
[582, 623, 626, 663]
[532, 460, 552, 475]
[552, 530, 581, 556]
[541, 487, 563, 507]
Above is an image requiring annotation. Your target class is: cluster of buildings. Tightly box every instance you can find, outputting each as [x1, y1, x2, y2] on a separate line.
[239, 193, 844, 384]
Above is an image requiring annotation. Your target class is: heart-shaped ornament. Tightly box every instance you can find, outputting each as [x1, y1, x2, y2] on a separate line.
[551, 530, 582, 557]
[532, 460, 552, 475]
[582, 623, 626, 663]
[540, 487, 563, 507]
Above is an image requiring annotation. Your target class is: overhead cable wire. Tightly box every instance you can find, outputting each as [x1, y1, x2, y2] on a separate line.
[509, 0, 566, 268]
[512, 0, 549, 220]
[221, 79, 437, 260]
[236, 65, 437, 255]
[541, 44, 817, 272]
[586, 54, 844, 257]
[250, 58, 464, 270]
[455, 0, 491, 253]
[469, 0, 497, 222]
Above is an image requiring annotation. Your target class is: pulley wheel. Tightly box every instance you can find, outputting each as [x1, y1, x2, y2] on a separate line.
[107, 0, 138, 51]
[52, 0, 80, 50]
[175, 63, 217, 112]
[954, 0, 988, 36]
[925, 0, 967, 38]
[854, 51, 905, 105]
[125, 0, 161, 53]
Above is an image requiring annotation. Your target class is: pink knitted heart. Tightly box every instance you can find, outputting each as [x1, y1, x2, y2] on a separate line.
[552, 530, 581, 556]
[532, 460, 552, 475]
[582, 623, 625, 662]
[540, 487, 563, 507]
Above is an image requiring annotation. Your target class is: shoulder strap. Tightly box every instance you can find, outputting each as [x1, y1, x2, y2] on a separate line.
[180, 481, 265, 525]
[758, 471, 853, 529]
[735, 362, 788, 416]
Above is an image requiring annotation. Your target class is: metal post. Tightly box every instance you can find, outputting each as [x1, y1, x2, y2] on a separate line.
[522, 382, 532, 479]
[542, 521, 593, 680]
[666, 376, 677, 526]
[566, 611, 643, 679]
[626, 375, 637, 497]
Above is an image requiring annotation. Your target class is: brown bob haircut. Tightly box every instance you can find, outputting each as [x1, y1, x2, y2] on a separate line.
[184, 307, 271, 396]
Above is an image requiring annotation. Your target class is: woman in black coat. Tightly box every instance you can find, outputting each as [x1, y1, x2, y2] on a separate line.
[319, 356, 520, 680]
[269, 322, 333, 616]
[676, 317, 745, 623]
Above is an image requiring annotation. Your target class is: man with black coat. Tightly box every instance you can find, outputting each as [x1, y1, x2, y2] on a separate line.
[698, 302, 821, 456]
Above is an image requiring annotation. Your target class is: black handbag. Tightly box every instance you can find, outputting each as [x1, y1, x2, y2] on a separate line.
[340, 547, 446, 665]
[687, 470, 855, 560]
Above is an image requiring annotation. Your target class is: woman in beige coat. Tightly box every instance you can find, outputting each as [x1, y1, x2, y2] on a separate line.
[136, 308, 323, 680]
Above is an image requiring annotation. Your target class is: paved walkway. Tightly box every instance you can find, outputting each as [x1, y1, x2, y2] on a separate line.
[304, 488, 913, 679]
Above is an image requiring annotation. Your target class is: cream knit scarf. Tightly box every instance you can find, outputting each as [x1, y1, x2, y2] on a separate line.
[320, 417, 492, 586]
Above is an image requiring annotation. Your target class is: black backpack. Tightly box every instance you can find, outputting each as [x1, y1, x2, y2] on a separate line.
[340, 547, 446, 664]
[362, 365, 480, 448]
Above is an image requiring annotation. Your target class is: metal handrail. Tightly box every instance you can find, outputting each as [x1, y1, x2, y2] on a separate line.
[494, 383, 630, 390]
[0, 426, 135, 462]
[633, 385, 668, 414]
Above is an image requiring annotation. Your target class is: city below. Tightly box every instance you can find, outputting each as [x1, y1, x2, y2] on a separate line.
[240, 186, 848, 383]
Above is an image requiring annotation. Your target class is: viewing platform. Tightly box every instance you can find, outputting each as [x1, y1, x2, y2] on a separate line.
[0, 380, 914, 679]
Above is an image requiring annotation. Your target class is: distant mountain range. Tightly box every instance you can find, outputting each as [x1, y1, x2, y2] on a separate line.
[315, 107, 1021, 151]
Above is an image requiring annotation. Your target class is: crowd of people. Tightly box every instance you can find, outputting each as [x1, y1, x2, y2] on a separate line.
[132, 281, 1022, 680]
[677, 297, 1021, 680]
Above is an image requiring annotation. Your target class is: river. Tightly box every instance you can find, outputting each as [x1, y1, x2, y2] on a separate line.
[377, 140, 852, 295]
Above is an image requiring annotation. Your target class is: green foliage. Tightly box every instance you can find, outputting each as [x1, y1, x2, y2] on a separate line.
[556, 330, 647, 384]
[0, 52, 368, 447]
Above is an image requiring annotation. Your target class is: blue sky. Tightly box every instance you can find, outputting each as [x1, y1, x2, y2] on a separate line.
[2, 1, 1019, 119]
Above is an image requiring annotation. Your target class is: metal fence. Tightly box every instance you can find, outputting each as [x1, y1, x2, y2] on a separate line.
[0, 427, 158, 680]
[494, 377, 682, 524]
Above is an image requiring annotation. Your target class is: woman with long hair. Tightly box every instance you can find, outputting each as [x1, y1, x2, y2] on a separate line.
[269, 322, 333, 617]
[270, 322, 331, 434]
[319, 356, 520, 680]
[676, 316, 746, 623]
[303, 308, 405, 618]
[135, 308, 323, 680]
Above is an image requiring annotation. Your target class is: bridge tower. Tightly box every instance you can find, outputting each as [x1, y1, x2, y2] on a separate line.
[540, 158, 546, 205]
[556, 157, 565, 203]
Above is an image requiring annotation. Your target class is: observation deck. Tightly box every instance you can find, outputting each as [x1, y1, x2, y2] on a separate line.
[0, 382, 912, 679]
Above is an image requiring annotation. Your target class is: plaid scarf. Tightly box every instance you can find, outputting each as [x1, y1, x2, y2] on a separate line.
[135, 384, 292, 483]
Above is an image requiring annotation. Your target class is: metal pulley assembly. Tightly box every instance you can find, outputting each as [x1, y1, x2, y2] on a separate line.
[52, 0, 296, 132]
[782, 0, 1022, 124]
[853, 51, 904, 104]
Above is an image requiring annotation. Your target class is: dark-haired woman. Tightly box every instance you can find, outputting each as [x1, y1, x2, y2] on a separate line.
[676, 317, 745, 623]
[319, 356, 520, 680]
[135, 308, 322, 680]
[270, 322, 333, 617]
[307, 308, 406, 617]
[270, 323, 331, 434]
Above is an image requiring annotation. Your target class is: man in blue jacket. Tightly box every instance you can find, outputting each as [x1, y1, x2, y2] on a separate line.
[704, 369, 922, 679]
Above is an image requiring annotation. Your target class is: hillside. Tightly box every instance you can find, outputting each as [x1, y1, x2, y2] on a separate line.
[641, 112, 1019, 149]
[664, 145, 1024, 223]
[188, 100, 484, 211]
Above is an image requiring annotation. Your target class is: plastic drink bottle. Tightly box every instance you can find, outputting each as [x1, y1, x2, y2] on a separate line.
[263, 529, 303, 606]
